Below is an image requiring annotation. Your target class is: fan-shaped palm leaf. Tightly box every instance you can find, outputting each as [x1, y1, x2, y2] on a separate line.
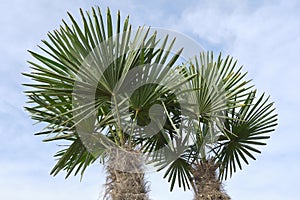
[216, 90, 278, 180]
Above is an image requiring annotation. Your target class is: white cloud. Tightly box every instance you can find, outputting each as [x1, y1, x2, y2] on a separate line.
[0, 161, 102, 200]
[175, 0, 300, 90]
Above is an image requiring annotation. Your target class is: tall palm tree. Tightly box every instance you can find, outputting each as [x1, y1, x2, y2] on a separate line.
[23, 7, 187, 200]
[150, 52, 278, 199]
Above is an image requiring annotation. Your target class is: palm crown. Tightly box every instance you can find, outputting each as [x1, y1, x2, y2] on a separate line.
[23, 6, 278, 198]
[152, 53, 277, 191]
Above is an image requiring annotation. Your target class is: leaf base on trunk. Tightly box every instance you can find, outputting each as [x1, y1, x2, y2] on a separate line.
[104, 147, 149, 200]
[192, 159, 230, 200]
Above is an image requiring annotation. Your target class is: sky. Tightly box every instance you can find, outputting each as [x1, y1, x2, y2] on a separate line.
[0, 0, 299, 199]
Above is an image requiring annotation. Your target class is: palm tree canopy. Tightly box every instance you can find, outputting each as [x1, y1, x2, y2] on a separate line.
[151, 52, 278, 191]
[23, 7, 186, 178]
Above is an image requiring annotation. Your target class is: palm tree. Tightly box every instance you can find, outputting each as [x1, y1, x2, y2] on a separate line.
[23, 7, 187, 200]
[150, 52, 278, 199]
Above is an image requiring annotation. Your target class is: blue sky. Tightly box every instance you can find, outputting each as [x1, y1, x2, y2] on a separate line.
[0, 0, 299, 199]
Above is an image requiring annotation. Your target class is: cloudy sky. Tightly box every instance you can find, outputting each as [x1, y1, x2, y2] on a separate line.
[1, 0, 299, 199]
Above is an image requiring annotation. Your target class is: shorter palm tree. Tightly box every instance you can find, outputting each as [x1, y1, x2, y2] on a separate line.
[147, 52, 278, 199]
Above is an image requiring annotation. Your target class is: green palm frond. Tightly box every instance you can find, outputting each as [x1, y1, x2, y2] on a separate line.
[51, 138, 98, 178]
[151, 138, 194, 191]
[186, 52, 252, 121]
[216, 90, 278, 180]
[163, 156, 193, 191]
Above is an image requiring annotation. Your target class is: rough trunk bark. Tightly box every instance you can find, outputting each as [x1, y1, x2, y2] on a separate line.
[104, 147, 149, 200]
[192, 159, 230, 200]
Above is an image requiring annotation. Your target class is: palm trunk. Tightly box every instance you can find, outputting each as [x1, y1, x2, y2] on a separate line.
[192, 159, 230, 200]
[104, 147, 149, 200]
